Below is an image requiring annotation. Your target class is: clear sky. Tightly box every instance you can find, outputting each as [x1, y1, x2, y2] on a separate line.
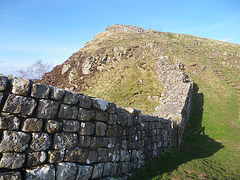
[0, 0, 240, 76]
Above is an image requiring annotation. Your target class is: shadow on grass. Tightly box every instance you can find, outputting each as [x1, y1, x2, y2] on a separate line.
[130, 83, 224, 179]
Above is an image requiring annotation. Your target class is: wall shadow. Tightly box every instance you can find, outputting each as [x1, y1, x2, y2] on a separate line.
[130, 83, 224, 179]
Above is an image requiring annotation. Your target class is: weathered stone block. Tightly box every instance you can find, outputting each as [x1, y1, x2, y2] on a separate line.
[22, 118, 43, 132]
[63, 91, 79, 105]
[79, 122, 94, 135]
[119, 162, 129, 174]
[107, 137, 118, 148]
[76, 165, 93, 180]
[0, 153, 25, 169]
[97, 148, 113, 162]
[92, 98, 109, 111]
[78, 108, 95, 121]
[106, 124, 123, 137]
[56, 162, 77, 180]
[64, 149, 88, 163]
[79, 94, 92, 108]
[58, 104, 78, 119]
[48, 150, 65, 164]
[78, 136, 91, 147]
[92, 163, 104, 179]
[0, 114, 20, 130]
[107, 103, 116, 113]
[63, 120, 80, 132]
[87, 150, 98, 164]
[50, 86, 65, 100]
[118, 113, 128, 126]
[36, 99, 59, 119]
[12, 78, 31, 96]
[53, 132, 78, 150]
[108, 113, 118, 124]
[0, 171, 22, 180]
[45, 120, 62, 133]
[30, 133, 52, 151]
[0, 131, 30, 152]
[0, 76, 8, 91]
[120, 150, 131, 162]
[26, 164, 55, 180]
[90, 137, 109, 148]
[2, 94, 37, 116]
[103, 162, 112, 176]
[31, 83, 50, 99]
[96, 122, 107, 136]
[95, 111, 108, 122]
[26, 151, 47, 167]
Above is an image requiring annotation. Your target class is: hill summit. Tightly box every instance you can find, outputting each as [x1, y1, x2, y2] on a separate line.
[39, 24, 240, 114]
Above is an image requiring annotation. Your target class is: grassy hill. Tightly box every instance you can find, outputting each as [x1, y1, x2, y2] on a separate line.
[39, 25, 240, 179]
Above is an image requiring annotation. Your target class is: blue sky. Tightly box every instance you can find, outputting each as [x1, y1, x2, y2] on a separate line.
[0, 0, 240, 76]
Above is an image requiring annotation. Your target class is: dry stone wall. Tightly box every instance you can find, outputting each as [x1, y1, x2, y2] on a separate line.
[0, 57, 193, 179]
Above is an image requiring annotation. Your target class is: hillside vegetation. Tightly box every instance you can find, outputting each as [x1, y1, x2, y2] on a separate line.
[39, 25, 240, 179]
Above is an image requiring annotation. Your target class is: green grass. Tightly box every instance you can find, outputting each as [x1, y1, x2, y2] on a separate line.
[84, 57, 163, 115]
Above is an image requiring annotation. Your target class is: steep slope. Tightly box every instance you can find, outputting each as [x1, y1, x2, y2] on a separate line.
[39, 25, 240, 179]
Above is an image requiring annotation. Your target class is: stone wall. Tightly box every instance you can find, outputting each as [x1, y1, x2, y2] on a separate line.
[0, 57, 193, 179]
[153, 57, 193, 149]
[105, 24, 145, 34]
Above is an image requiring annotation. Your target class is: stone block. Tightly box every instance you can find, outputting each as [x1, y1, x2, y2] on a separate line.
[2, 94, 37, 116]
[96, 122, 107, 136]
[53, 132, 78, 150]
[90, 137, 109, 148]
[107, 137, 118, 148]
[107, 103, 116, 113]
[110, 163, 118, 176]
[92, 98, 109, 111]
[106, 124, 122, 137]
[26, 164, 55, 180]
[79, 122, 94, 135]
[0, 76, 8, 91]
[92, 163, 104, 179]
[64, 149, 88, 163]
[48, 150, 65, 164]
[45, 120, 62, 133]
[0, 153, 25, 169]
[36, 99, 59, 119]
[87, 150, 98, 164]
[58, 104, 78, 119]
[56, 162, 77, 180]
[78, 108, 95, 121]
[63, 120, 80, 132]
[30, 133, 52, 151]
[79, 94, 92, 108]
[0, 131, 30, 152]
[26, 151, 47, 167]
[97, 148, 113, 162]
[76, 165, 93, 180]
[12, 78, 31, 96]
[0, 171, 22, 180]
[22, 118, 43, 132]
[103, 162, 112, 176]
[108, 113, 118, 124]
[0, 114, 20, 130]
[119, 162, 129, 174]
[78, 136, 91, 147]
[31, 83, 50, 99]
[118, 114, 128, 126]
[120, 150, 131, 162]
[63, 91, 79, 105]
[50, 86, 65, 100]
[95, 111, 108, 122]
